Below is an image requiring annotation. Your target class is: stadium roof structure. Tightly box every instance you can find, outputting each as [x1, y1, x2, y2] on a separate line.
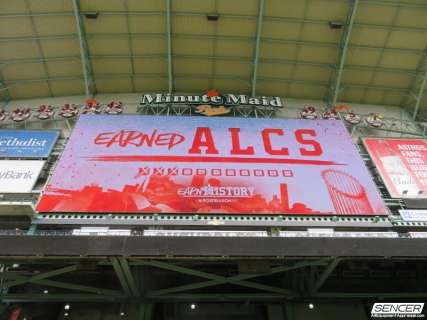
[0, 0, 427, 119]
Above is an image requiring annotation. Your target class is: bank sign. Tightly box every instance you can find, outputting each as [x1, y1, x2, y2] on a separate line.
[0, 130, 59, 158]
[0, 160, 45, 193]
[37, 115, 387, 216]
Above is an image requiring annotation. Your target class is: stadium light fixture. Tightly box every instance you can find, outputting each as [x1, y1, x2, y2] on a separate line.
[83, 12, 98, 19]
[206, 14, 219, 21]
[329, 21, 343, 29]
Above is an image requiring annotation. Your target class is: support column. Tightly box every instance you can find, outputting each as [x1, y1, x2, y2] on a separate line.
[138, 303, 154, 320]
[267, 304, 285, 320]
[284, 302, 294, 320]
[26, 224, 37, 235]
[0, 264, 7, 319]
[0, 303, 7, 317]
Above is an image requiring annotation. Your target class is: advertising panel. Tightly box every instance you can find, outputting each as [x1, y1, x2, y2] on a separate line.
[363, 138, 427, 198]
[0, 160, 45, 193]
[0, 130, 59, 158]
[399, 210, 427, 222]
[37, 115, 387, 215]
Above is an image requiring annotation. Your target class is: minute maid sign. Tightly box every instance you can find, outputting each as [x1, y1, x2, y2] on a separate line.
[141, 93, 283, 108]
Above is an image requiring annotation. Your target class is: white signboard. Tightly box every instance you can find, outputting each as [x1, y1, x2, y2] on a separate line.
[399, 209, 427, 222]
[0, 160, 45, 193]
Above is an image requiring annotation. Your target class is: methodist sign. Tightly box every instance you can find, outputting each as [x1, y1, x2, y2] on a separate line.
[37, 115, 387, 215]
[0, 160, 45, 193]
[0, 130, 59, 158]
[363, 138, 427, 198]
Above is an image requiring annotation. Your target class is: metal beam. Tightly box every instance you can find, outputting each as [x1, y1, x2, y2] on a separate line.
[24, 0, 53, 97]
[119, 258, 140, 297]
[0, 293, 126, 303]
[0, 34, 76, 42]
[309, 259, 341, 294]
[124, 0, 136, 92]
[285, 0, 310, 96]
[406, 48, 427, 120]
[148, 280, 228, 296]
[330, 0, 359, 106]
[6, 277, 123, 296]
[315, 292, 427, 298]
[2, 291, 427, 303]
[0, 70, 11, 102]
[251, 0, 264, 97]
[361, 3, 400, 104]
[136, 260, 223, 280]
[154, 292, 427, 300]
[0, 86, 10, 103]
[4, 265, 78, 288]
[89, 33, 427, 55]
[3, 10, 427, 33]
[1, 32, 423, 55]
[0, 293, 287, 302]
[360, 0, 427, 9]
[401, 48, 427, 108]
[26, 225, 37, 235]
[110, 258, 132, 296]
[144, 303, 154, 320]
[134, 259, 328, 278]
[139, 303, 154, 320]
[0, 304, 6, 315]
[166, 0, 173, 93]
[1, 53, 418, 77]
[71, 0, 96, 98]
[138, 259, 329, 297]
[149, 279, 296, 297]
[147, 293, 293, 301]
[412, 69, 427, 120]
[0, 73, 411, 94]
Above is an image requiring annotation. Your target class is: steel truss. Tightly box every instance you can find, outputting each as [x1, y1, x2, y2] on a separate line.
[137, 104, 277, 118]
[0, 255, 427, 306]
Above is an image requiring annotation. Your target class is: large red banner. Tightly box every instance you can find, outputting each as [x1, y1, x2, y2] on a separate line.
[363, 138, 427, 198]
[37, 115, 388, 215]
